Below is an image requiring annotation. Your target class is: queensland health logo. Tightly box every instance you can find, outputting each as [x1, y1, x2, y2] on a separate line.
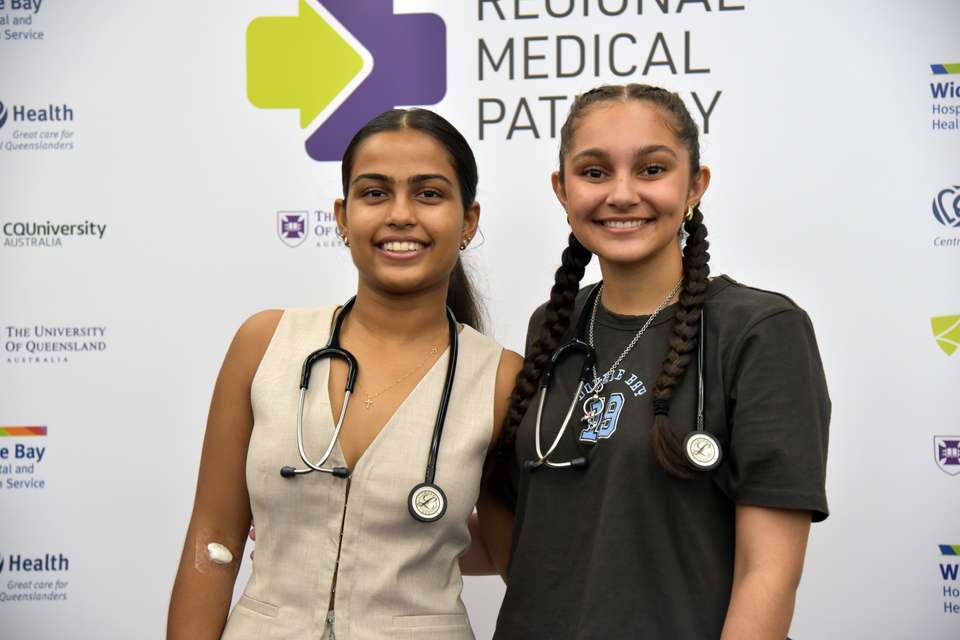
[246, 0, 446, 162]
[0, 101, 7, 129]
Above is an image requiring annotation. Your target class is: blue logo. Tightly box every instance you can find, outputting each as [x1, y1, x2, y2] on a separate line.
[933, 186, 960, 228]
[579, 392, 625, 443]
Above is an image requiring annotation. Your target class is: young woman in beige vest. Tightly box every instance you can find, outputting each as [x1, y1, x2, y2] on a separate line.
[167, 109, 522, 640]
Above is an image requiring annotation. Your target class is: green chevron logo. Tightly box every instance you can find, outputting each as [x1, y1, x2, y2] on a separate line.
[246, 0, 370, 128]
[932, 315, 960, 357]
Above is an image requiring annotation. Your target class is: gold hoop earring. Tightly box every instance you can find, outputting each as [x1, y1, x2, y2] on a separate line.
[684, 206, 694, 221]
[337, 229, 350, 247]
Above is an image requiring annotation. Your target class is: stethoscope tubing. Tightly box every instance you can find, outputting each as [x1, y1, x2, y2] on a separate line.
[423, 307, 458, 485]
[527, 283, 710, 472]
[282, 298, 461, 521]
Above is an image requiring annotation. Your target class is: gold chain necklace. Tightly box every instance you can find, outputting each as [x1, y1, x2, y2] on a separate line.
[360, 341, 443, 409]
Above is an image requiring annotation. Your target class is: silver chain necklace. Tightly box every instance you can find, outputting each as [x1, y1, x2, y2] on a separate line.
[581, 278, 682, 428]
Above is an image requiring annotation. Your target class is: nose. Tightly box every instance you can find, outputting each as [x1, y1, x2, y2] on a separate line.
[605, 174, 639, 210]
[385, 193, 417, 227]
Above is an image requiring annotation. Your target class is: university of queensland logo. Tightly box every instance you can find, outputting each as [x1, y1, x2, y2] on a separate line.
[246, 0, 446, 161]
[933, 186, 960, 228]
[935, 437, 960, 476]
[277, 211, 308, 248]
[0, 101, 8, 129]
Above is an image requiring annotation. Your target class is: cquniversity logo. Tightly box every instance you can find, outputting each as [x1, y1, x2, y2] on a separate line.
[246, 0, 446, 162]
[933, 186, 960, 228]
[0, 102, 8, 129]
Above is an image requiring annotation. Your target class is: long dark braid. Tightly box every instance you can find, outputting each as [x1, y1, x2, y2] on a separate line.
[486, 233, 592, 508]
[651, 204, 710, 478]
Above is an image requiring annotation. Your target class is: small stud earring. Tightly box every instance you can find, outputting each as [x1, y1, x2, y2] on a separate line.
[459, 237, 470, 251]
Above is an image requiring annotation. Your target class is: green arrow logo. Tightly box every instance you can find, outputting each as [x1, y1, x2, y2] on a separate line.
[247, 0, 368, 128]
[932, 315, 960, 357]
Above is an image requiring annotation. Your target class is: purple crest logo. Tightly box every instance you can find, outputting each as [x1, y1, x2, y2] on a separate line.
[935, 436, 960, 476]
[277, 211, 308, 248]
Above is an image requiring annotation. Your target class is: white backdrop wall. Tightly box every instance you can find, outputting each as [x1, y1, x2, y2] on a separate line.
[1, 1, 958, 638]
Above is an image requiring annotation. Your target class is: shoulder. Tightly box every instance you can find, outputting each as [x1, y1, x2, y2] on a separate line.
[224, 309, 284, 380]
[705, 275, 816, 340]
[234, 309, 284, 351]
[706, 275, 804, 320]
[707, 277, 825, 376]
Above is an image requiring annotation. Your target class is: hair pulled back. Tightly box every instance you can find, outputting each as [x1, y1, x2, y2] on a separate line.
[340, 108, 483, 330]
[489, 85, 710, 505]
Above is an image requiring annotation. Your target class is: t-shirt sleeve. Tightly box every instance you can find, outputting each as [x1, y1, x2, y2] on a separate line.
[713, 307, 831, 522]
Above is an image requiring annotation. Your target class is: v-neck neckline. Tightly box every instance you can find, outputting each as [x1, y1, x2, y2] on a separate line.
[319, 307, 467, 473]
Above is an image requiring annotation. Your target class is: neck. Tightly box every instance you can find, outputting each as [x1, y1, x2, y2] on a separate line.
[598, 243, 683, 315]
[346, 279, 450, 344]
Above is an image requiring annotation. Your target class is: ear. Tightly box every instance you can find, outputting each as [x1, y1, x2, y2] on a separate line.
[462, 200, 480, 240]
[687, 165, 711, 209]
[551, 171, 568, 209]
[334, 198, 347, 234]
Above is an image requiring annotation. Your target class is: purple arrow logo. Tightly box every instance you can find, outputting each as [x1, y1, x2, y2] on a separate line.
[247, 0, 447, 162]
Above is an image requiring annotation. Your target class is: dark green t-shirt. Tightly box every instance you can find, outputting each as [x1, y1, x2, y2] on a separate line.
[493, 275, 830, 640]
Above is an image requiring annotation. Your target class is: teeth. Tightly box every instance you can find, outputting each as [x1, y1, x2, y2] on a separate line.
[382, 241, 425, 252]
[602, 219, 647, 228]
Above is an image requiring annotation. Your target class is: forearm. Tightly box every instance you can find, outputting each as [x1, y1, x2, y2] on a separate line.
[167, 524, 245, 640]
[459, 512, 498, 575]
[719, 568, 799, 640]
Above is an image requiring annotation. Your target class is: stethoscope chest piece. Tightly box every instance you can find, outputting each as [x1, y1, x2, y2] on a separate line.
[682, 430, 722, 470]
[408, 483, 447, 523]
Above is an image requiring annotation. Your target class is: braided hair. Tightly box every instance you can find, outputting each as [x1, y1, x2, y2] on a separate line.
[487, 84, 711, 506]
[487, 232, 592, 507]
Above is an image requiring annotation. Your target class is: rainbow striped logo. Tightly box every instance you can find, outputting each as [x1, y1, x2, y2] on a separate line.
[940, 545, 960, 556]
[931, 63, 960, 75]
[0, 426, 47, 437]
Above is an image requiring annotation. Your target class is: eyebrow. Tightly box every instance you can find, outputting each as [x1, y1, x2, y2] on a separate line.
[351, 173, 454, 186]
[571, 145, 678, 162]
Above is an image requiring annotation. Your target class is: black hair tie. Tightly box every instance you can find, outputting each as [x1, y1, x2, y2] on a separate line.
[652, 397, 672, 416]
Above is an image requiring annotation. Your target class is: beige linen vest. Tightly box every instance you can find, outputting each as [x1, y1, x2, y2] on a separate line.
[221, 307, 502, 640]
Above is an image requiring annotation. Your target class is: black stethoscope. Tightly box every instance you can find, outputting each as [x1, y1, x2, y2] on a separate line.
[524, 283, 721, 473]
[280, 297, 460, 523]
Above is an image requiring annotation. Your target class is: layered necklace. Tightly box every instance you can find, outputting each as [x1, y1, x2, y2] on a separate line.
[581, 278, 683, 429]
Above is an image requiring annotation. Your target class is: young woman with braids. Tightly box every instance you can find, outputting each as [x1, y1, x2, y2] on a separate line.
[479, 84, 830, 639]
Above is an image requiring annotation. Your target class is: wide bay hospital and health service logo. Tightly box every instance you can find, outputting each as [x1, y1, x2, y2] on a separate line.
[246, 0, 446, 162]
